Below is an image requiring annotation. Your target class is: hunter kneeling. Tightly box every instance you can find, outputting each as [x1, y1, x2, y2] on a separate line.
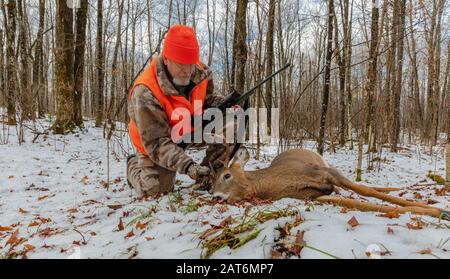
[127, 25, 227, 198]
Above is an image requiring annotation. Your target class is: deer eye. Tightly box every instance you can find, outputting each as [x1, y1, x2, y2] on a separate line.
[223, 173, 232, 180]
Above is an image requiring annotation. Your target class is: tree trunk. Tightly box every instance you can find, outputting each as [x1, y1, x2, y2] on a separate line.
[52, 0, 75, 134]
[356, 0, 380, 179]
[109, 0, 125, 122]
[33, 0, 45, 118]
[390, 0, 406, 152]
[73, 0, 89, 127]
[318, 0, 334, 155]
[335, 0, 346, 147]
[17, 0, 32, 121]
[231, 0, 248, 93]
[5, 0, 16, 125]
[265, 0, 276, 131]
[345, 0, 354, 149]
[95, 0, 104, 127]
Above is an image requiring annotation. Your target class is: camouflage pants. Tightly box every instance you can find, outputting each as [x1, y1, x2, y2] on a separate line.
[127, 144, 227, 198]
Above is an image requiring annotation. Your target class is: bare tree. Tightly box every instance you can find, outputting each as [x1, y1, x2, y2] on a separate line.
[265, 0, 276, 131]
[52, 0, 75, 134]
[357, 0, 379, 181]
[95, 0, 104, 127]
[17, 0, 32, 121]
[231, 0, 248, 93]
[33, 0, 45, 118]
[318, 0, 334, 155]
[5, 0, 16, 125]
[73, 0, 89, 127]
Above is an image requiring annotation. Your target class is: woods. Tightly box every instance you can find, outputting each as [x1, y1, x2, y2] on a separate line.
[0, 0, 449, 260]
[0, 0, 449, 177]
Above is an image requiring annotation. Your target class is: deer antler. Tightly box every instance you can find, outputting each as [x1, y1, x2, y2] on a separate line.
[203, 132, 232, 167]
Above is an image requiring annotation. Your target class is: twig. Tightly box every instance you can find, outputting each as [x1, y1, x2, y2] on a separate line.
[73, 228, 87, 245]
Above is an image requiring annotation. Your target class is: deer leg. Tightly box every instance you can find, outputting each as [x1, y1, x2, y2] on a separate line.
[315, 196, 449, 221]
[324, 167, 436, 209]
[372, 187, 402, 193]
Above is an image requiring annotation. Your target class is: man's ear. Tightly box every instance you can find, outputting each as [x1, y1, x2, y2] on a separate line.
[230, 147, 250, 170]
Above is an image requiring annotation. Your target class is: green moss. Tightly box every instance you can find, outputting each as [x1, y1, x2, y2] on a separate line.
[427, 171, 446, 184]
[356, 169, 362, 182]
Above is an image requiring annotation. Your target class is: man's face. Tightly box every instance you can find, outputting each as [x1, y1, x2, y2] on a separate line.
[163, 57, 195, 86]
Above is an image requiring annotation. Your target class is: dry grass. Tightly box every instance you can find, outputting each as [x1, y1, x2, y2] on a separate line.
[198, 205, 300, 259]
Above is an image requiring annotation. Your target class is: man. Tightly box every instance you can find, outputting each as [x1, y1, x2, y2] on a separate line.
[127, 25, 227, 198]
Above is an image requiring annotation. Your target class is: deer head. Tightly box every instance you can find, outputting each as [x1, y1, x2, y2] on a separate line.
[209, 146, 256, 203]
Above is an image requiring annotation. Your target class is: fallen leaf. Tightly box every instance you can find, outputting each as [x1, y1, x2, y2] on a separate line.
[107, 204, 123, 210]
[0, 226, 13, 232]
[39, 228, 60, 238]
[117, 218, 124, 231]
[24, 244, 35, 252]
[435, 188, 447, 196]
[67, 208, 79, 214]
[271, 249, 283, 259]
[218, 216, 233, 228]
[6, 229, 22, 247]
[79, 176, 89, 185]
[28, 221, 40, 227]
[290, 231, 306, 256]
[387, 227, 395, 235]
[19, 208, 29, 214]
[418, 248, 432, 255]
[125, 230, 135, 239]
[8, 175, 14, 179]
[38, 217, 52, 223]
[406, 222, 424, 230]
[38, 170, 49, 176]
[377, 211, 401, 219]
[145, 236, 155, 241]
[38, 195, 49, 201]
[135, 222, 147, 230]
[113, 177, 122, 184]
[347, 216, 360, 228]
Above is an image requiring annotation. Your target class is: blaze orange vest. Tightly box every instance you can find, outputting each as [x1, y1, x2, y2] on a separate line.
[128, 57, 208, 155]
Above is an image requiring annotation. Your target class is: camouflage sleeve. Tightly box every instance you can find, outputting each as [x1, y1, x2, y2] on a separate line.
[203, 72, 226, 109]
[131, 85, 194, 174]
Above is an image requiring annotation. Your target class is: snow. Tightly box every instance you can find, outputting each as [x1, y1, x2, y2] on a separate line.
[0, 120, 449, 259]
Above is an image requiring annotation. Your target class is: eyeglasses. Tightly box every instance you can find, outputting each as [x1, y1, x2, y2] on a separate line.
[169, 60, 195, 71]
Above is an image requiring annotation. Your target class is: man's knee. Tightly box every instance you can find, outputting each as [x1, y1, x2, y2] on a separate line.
[127, 156, 176, 197]
[140, 163, 176, 194]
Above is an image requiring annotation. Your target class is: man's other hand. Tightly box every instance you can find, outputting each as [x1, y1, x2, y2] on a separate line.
[187, 164, 211, 180]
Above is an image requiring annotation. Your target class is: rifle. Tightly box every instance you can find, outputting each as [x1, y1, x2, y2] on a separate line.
[178, 64, 291, 158]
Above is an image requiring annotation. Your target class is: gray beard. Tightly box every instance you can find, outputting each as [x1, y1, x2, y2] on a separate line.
[172, 78, 190, 86]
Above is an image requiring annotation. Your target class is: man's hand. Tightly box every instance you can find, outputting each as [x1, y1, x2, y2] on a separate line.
[187, 163, 211, 180]
[231, 104, 241, 112]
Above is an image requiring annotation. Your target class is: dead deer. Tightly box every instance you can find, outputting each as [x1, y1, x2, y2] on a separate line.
[208, 146, 450, 221]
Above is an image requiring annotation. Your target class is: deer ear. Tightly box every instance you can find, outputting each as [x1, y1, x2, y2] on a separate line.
[230, 146, 250, 170]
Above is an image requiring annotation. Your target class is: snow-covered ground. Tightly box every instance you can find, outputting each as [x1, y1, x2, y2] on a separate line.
[0, 120, 449, 259]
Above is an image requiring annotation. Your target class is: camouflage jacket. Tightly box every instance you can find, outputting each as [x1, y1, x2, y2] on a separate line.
[128, 55, 225, 174]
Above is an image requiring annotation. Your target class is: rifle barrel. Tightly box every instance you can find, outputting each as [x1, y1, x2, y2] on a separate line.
[237, 63, 291, 104]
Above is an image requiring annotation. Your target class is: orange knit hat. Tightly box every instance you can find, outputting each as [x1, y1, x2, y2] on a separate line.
[162, 25, 199, 64]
